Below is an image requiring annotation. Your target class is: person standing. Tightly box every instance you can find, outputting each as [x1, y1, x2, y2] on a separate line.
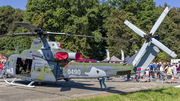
[122, 75, 126, 82]
[157, 62, 161, 79]
[160, 63, 164, 81]
[0, 61, 3, 78]
[0, 61, 2, 70]
[172, 63, 177, 83]
[127, 74, 131, 81]
[164, 64, 174, 84]
[153, 62, 158, 79]
[149, 63, 154, 78]
[177, 65, 180, 78]
[98, 77, 108, 91]
[144, 67, 150, 82]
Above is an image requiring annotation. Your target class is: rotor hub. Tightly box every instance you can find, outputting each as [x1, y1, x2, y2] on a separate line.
[144, 33, 153, 42]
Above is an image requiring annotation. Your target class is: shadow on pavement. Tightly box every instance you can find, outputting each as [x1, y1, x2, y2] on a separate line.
[8, 79, 126, 94]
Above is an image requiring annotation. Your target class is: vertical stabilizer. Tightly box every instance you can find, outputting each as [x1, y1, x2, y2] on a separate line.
[134, 43, 160, 76]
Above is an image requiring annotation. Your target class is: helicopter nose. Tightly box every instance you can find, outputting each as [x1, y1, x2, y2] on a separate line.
[5, 67, 14, 76]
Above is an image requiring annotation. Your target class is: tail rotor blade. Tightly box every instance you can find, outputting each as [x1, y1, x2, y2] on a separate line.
[150, 7, 170, 35]
[124, 20, 147, 37]
[132, 41, 149, 66]
[151, 38, 177, 58]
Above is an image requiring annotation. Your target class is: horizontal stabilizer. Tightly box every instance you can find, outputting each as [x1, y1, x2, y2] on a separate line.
[106, 69, 131, 75]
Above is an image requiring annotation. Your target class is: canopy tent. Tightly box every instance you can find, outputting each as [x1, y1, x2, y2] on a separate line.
[124, 56, 131, 62]
[110, 55, 121, 61]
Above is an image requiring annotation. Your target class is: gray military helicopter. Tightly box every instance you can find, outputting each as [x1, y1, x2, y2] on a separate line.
[2, 7, 176, 88]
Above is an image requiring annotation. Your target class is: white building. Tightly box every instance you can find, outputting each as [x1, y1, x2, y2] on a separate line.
[171, 59, 180, 65]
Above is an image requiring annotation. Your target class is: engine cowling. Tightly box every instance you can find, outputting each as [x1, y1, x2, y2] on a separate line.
[55, 52, 68, 60]
[55, 52, 82, 61]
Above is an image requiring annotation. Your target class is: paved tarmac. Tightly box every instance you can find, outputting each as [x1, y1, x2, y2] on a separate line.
[0, 77, 180, 101]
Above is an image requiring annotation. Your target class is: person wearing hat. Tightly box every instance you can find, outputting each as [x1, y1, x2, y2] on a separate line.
[164, 64, 174, 84]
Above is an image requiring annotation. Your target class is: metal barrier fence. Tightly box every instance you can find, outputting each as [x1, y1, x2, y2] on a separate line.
[132, 69, 180, 84]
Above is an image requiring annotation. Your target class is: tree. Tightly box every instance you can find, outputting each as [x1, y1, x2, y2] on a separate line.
[106, 9, 139, 58]
[0, 6, 28, 53]
[106, 0, 158, 58]
[24, 0, 115, 60]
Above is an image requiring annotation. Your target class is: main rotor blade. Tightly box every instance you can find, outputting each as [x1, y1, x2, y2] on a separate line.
[132, 41, 149, 66]
[46, 31, 139, 42]
[151, 38, 177, 58]
[13, 22, 38, 31]
[124, 20, 147, 37]
[150, 7, 170, 35]
[0, 33, 35, 38]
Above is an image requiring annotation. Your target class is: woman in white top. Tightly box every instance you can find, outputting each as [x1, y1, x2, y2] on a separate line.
[160, 64, 164, 80]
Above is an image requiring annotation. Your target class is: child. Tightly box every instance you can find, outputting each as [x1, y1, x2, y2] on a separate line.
[144, 67, 150, 82]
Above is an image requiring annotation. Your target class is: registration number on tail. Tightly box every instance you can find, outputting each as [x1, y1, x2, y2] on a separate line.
[67, 69, 81, 75]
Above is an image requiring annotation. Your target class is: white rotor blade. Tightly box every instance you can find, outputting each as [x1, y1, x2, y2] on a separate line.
[151, 38, 177, 58]
[132, 41, 149, 66]
[124, 20, 147, 37]
[150, 7, 170, 35]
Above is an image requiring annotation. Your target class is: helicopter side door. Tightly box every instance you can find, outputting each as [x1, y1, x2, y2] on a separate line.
[31, 59, 57, 81]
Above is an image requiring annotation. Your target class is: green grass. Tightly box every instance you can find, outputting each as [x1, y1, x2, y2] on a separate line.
[64, 87, 180, 101]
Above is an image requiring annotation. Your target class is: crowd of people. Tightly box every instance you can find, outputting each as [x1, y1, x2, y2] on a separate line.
[99, 62, 180, 91]
[144, 62, 180, 84]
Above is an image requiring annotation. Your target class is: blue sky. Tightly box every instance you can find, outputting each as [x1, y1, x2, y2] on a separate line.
[153, 0, 179, 8]
[0, 0, 179, 10]
[0, 0, 27, 10]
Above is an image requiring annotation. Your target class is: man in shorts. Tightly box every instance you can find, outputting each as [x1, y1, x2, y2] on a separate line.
[164, 64, 174, 84]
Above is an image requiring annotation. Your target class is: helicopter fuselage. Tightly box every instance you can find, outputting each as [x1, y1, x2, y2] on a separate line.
[4, 54, 134, 82]
[3, 37, 134, 82]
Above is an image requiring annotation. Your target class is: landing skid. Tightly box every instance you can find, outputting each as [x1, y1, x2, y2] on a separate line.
[4, 77, 35, 88]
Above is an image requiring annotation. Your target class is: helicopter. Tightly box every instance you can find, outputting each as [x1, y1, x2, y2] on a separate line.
[2, 7, 176, 88]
